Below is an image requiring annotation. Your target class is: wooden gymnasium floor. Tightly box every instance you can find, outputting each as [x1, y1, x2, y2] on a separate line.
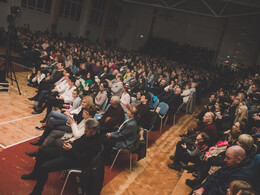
[0, 56, 200, 195]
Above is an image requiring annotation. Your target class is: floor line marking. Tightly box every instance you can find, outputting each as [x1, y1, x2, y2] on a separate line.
[0, 144, 6, 149]
[3, 135, 41, 149]
[0, 113, 45, 125]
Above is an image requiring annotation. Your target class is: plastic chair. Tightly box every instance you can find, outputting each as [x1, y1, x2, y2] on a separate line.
[110, 147, 134, 172]
[60, 145, 104, 195]
[157, 102, 169, 132]
[173, 103, 184, 125]
[150, 98, 159, 112]
[99, 98, 108, 111]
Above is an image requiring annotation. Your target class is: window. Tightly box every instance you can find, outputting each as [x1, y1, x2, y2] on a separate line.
[89, 0, 106, 26]
[21, 0, 52, 13]
[59, 0, 83, 20]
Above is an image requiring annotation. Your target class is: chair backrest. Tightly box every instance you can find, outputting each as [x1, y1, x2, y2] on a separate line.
[100, 98, 108, 111]
[105, 104, 111, 112]
[150, 97, 159, 110]
[158, 102, 169, 116]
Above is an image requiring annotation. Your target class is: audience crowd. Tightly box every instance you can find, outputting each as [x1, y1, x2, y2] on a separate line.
[1, 27, 259, 195]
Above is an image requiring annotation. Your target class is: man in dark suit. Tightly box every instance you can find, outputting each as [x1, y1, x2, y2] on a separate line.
[103, 106, 139, 162]
[21, 118, 101, 195]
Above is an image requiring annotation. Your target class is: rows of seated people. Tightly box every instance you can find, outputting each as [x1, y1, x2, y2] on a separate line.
[11, 27, 233, 195]
[167, 73, 260, 195]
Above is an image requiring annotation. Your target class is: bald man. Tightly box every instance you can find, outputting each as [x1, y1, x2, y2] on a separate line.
[193, 146, 259, 195]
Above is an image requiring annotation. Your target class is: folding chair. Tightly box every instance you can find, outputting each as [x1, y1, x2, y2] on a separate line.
[157, 102, 169, 132]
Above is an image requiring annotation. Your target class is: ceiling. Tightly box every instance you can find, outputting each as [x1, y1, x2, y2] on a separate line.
[124, 0, 260, 18]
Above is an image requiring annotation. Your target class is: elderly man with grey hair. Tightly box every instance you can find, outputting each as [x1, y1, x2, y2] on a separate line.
[21, 118, 102, 195]
[98, 96, 125, 133]
[193, 145, 259, 195]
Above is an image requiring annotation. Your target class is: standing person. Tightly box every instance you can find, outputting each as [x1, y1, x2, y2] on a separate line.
[21, 118, 102, 195]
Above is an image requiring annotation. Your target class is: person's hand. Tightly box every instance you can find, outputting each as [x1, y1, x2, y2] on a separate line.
[193, 188, 204, 195]
[104, 117, 111, 123]
[181, 143, 187, 149]
[106, 133, 112, 137]
[63, 142, 72, 150]
[66, 139, 74, 144]
[67, 117, 75, 125]
[64, 111, 71, 116]
[52, 88, 57, 92]
[252, 114, 260, 121]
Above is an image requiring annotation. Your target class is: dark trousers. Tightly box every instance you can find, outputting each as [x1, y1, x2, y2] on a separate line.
[31, 147, 79, 193]
[102, 137, 116, 162]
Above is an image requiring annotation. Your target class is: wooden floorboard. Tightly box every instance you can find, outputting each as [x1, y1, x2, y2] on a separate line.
[0, 70, 200, 194]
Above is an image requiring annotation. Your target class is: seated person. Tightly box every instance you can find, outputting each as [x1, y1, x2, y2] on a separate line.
[192, 146, 259, 195]
[227, 180, 253, 195]
[21, 118, 102, 195]
[26, 105, 96, 157]
[94, 82, 108, 110]
[180, 112, 218, 147]
[98, 96, 125, 133]
[103, 106, 139, 162]
[168, 132, 209, 171]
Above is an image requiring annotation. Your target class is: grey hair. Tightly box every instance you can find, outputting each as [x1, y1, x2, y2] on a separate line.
[85, 118, 99, 132]
[111, 96, 120, 104]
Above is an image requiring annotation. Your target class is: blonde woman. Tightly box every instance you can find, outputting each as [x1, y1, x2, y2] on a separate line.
[237, 134, 258, 158]
[234, 105, 248, 123]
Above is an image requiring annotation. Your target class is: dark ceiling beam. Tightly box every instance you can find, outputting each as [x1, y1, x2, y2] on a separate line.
[124, 0, 260, 18]
[201, 0, 218, 17]
[219, 0, 230, 16]
[169, 0, 187, 8]
[160, 0, 168, 7]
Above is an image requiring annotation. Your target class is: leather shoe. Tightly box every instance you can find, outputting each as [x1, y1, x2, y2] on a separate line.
[28, 97, 37, 101]
[32, 110, 42, 114]
[169, 155, 174, 161]
[25, 151, 37, 157]
[167, 163, 181, 171]
[35, 126, 44, 130]
[30, 140, 42, 146]
[21, 173, 36, 180]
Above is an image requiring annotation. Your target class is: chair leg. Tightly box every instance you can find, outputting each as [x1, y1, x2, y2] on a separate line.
[173, 114, 176, 125]
[110, 149, 121, 170]
[164, 115, 168, 125]
[130, 153, 132, 172]
[60, 171, 72, 195]
[160, 119, 163, 132]
[146, 131, 149, 148]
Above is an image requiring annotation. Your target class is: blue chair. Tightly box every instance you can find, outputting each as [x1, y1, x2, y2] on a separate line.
[94, 113, 103, 120]
[157, 102, 169, 132]
[150, 97, 159, 112]
[99, 98, 108, 111]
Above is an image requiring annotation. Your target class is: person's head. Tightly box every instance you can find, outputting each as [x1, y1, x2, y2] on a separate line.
[232, 122, 241, 131]
[175, 87, 182, 95]
[72, 89, 79, 99]
[160, 79, 167, 86]
[141, 93, 150, 104]
[116, 74, 123, 82]
[237, 105, 248, 118]
[81, 96, 94, 108]
[236, 188, 256, 195]
[237, 134, 255, 155]
[127, 106, 137, 119]
[228, 127, 242, 144]
[224, 146, 246, 167]
[99, 82, 108, 91]
[80, 63, 86, 70]
[84, 118, 99, 137]
[203, 112, 215, 124]
[136, 91, 142, 100]
[196, 132, 209, 145]
[110, 96, 120, 108]
[233, 97, 241, 105]
[227, 180, 252, 195]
